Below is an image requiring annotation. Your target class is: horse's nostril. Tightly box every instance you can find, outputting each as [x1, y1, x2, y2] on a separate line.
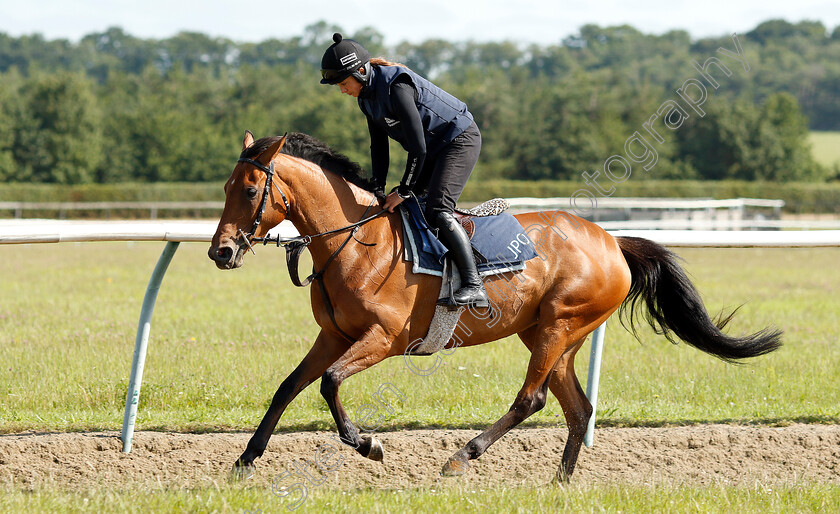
[210, 246, 234, 262]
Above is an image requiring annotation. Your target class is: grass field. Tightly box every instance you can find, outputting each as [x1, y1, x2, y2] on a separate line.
[1, 242, 838, 432]
[809, 131, 840, 168]
[1, 483, 838, 513]
[1, 242, 839, 512]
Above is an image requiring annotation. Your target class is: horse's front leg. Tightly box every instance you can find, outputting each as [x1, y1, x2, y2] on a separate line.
[234, 331, 347, 476]
[320, 326, 393, 461]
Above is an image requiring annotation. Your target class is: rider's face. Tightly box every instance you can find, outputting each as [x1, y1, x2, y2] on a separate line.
[337, 76, 363, 97]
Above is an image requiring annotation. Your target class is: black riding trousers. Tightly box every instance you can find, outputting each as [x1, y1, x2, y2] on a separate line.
[415, 120, 482, 229]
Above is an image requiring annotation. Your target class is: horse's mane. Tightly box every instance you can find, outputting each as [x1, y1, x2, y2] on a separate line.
[240, 133, 377, 193]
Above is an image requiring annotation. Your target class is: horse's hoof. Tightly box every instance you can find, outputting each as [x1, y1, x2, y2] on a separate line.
[363, 437, 384, 462]
[441, 458, 470, 477]
[230, 462, 256, 481]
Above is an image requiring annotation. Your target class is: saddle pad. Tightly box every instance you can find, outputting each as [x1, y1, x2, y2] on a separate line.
[400, 197, 538, 277]
[414, 305, 463, 355]
[413, 259, 465, 355]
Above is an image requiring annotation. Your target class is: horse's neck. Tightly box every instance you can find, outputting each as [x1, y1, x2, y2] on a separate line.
[283, 159, 375, 265]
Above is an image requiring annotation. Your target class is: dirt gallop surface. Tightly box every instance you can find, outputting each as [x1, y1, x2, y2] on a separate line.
[1, 424, 838, 490]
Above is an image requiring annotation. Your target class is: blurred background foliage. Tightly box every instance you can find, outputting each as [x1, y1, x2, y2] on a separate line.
[0, 19, 838, 185]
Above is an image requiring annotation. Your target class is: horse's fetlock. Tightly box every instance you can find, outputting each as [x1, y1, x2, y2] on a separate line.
[465, 441, 483, 458]
[319, 373, 339, 397]
[531, 391, 548, 413]
[355, 437, 372, 456]
[243, 444, 264, 460]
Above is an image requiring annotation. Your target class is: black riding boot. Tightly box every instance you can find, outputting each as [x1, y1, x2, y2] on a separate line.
[435, 211, 489, 308]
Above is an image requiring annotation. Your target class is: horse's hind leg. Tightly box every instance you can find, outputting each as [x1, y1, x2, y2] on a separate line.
[518, 326, 592, 482]
[441, 322, 574, 477]
[549, 349, 591, 482]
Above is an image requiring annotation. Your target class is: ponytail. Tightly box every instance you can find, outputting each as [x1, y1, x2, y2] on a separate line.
[370, 57, 408, 68]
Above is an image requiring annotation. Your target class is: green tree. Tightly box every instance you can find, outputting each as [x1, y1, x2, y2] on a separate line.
[676, 94, 821, 181]
[0, 20, 838, 185]
[753, 92, 822, 180]
[17, 73, 103, 183]
[506, 72, 629, 180]
[107, 66, 235, 182]
[395, 39, 456, 79]
[0, 71, 22, 181]
[747, 19, 827, 45]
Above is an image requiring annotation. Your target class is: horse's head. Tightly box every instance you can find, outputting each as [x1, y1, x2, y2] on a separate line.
[208, 131, 290, 269]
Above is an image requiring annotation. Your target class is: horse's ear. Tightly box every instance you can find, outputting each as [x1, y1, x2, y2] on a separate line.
[242, 130, 255, 152]
[258, 133, 288, 165]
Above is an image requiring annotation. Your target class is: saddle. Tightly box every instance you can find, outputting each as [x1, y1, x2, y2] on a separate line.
[453, 198, 512, 239]
[404, 197, 539, 354]
[399, 196, 537, 277]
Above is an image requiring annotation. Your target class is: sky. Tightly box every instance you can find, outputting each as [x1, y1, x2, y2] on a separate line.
[1, 0, 839, 45]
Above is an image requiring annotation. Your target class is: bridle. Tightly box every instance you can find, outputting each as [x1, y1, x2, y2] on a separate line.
[232, 155, 389, 342]
[234, 156, 387, 256]
[235, 157, 290, 252]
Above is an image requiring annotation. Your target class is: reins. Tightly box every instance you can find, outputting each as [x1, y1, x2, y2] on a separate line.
[236, 156, 388, 343]
[281, 200, 382, 288]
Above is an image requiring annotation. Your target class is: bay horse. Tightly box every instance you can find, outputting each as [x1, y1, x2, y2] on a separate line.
[209, 131, 782, 481]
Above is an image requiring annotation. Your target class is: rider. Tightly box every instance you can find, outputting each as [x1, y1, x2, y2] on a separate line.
[319, 33, 488, 308]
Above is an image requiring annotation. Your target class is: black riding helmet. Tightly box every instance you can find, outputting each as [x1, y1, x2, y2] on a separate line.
[320, 33, 371, 85]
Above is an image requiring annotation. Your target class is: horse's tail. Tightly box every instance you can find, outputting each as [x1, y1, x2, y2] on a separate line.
[616, 236, 782, 362]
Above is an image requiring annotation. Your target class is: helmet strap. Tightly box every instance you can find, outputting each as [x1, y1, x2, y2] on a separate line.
[353, 62, 372, 86]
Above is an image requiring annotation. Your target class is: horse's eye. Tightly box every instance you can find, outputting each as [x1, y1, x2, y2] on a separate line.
[246, 187, 258, 199]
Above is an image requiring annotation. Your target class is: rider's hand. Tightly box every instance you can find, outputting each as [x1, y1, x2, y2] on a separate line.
[383, 192, 406, 213]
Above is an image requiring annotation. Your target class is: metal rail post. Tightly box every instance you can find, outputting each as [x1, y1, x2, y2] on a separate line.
[584, 321, 607, 447]
[121, 241, 180, 453]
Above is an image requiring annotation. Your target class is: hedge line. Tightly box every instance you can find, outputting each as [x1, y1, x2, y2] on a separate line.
[0, 183, 224, 203]
[1, 180, 839, 216]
